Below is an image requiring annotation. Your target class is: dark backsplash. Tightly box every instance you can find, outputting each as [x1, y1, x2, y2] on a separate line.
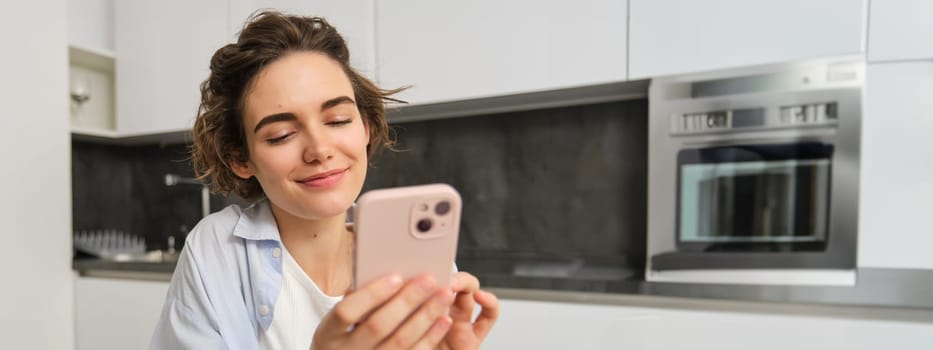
[72, 99, 647, 271]
[365, 99, 648, 272]
[71, 142, 238, 251]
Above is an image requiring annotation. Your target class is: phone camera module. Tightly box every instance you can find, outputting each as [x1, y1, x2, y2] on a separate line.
[434, 201, 451, 215]
[416, 218, 433, 233]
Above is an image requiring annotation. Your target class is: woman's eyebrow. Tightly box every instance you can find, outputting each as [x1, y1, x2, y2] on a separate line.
[321, 96, 356, 111]
[253, 113, 297, 134]
[252, 96, 355, 133]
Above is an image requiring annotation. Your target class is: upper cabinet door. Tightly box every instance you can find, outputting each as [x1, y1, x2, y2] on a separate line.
[629, 0, 866, 79]
[228, 0, 377, 79]
[68, 0, 114, 52]
[859, 62, 933, 269]
[114, 0, 229, 135]
[867, 0, 933, 62]
[377, 0, 628, 105]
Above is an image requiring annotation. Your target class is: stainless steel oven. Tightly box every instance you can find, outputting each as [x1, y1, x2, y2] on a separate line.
[646, 57, 863, 285]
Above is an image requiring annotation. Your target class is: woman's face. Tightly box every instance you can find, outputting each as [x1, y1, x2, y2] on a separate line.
[232, 52, 369, 221]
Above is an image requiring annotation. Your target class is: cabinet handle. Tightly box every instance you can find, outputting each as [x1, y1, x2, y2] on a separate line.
[71, 91, 91, 104]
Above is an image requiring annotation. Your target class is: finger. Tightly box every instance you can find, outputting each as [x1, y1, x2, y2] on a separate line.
[377, 289, 454, 349]
[351, 275, 439, 348]
[449, 272, 479, 293]
[449, 273, 479, 322]
[316, 274, 403, 339]
[471, 290, 500, 339]
[449, 289, 476, 322]
[410, 316, 452, 350]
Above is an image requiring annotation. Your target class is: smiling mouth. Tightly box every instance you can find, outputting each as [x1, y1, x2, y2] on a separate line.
[298, 168, 348, 189]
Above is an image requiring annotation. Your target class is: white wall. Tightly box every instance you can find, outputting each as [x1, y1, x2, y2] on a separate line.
[0, 1, 74, 349]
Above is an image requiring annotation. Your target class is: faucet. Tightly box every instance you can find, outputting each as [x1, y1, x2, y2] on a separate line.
[164, 174, 211, 219]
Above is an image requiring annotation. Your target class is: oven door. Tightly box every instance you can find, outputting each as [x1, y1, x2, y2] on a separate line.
[676, 142, 833, 252]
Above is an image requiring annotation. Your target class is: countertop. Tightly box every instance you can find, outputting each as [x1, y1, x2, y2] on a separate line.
[73, 258, 933, 322]
[476, 268, 933, 314]
[74, 258, 177, 281]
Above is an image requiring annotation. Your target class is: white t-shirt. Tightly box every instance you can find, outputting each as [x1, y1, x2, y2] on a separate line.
[259, 247, 343, 350]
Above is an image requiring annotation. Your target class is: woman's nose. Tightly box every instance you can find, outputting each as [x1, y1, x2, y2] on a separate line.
[302, 128, 335, 164]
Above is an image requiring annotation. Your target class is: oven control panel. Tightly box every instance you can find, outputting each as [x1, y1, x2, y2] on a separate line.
[671, 102, 838, 135]
[780, 103, 838, 125]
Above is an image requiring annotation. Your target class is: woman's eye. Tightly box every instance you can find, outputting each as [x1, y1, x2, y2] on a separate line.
[327, 119, 353, 126]
[265, 132, 293, 144]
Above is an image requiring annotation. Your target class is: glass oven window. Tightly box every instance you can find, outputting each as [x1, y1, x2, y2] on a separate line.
[676, 142, 833, 252]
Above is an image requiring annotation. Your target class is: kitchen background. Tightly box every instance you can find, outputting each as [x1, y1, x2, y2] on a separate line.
[73, 99, 649, 275]
[72, 142, 228, 252]
[4, 0, 933, 349]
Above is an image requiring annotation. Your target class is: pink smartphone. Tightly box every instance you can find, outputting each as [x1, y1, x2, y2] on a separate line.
[352, 183, 461, 290]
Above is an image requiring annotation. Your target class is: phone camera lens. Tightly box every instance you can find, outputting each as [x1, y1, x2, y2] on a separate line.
[416, 218, 433, 233]
[434, 201, 451, 215]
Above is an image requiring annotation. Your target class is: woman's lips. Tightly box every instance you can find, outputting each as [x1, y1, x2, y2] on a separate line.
[298, 169, 347, 189]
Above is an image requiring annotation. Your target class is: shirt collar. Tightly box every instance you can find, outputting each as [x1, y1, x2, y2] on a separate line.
[232, 199, 282, 241]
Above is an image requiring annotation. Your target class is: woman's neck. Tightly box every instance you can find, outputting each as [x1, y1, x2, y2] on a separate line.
[269, 203, 353, 296]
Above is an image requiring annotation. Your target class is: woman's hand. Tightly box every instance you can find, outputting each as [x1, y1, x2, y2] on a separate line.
[312, 274, 456, 350]
[439, 272, 500, 350]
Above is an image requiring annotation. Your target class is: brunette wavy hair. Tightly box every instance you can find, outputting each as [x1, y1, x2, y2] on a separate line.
[191, 11, 402, 200]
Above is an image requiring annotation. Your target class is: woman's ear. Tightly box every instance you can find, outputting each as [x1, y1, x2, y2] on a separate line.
[229, 157, 254, 179]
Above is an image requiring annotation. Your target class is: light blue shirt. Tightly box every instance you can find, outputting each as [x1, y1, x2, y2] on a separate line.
[150, 200, 292, 350]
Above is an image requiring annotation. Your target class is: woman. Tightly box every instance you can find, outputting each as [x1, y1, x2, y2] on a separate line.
[151, 11, 499, 350]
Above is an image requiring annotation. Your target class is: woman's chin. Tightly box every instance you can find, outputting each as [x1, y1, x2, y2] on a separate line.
[298, 200, 353, 220]
[306, 209, 349, 221]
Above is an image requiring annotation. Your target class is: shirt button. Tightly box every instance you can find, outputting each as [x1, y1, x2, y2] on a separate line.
[272, 247, 282, 258]
[258, 304, 270, 316]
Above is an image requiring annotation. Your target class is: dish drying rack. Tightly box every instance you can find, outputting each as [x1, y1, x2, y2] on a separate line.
[73, 229, 147, 260]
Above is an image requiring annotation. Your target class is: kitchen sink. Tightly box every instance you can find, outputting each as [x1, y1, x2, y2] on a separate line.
[102, 250, 179, 264]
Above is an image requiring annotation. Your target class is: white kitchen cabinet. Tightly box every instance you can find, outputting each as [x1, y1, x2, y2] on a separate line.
[485, 299, 933, 349]
[75, 277, 169, 350]
[376, 0, 628, 105]
[867, 0, 933, 62]
[228, 0, 376, 79]
[858, 62, 933, 269]
[114, 0, 229, 135]
[68, 0, 114, 53]
[629, 0, 866, 79]
[68, 0, 117, 136]
[69, 46, 116, 136]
